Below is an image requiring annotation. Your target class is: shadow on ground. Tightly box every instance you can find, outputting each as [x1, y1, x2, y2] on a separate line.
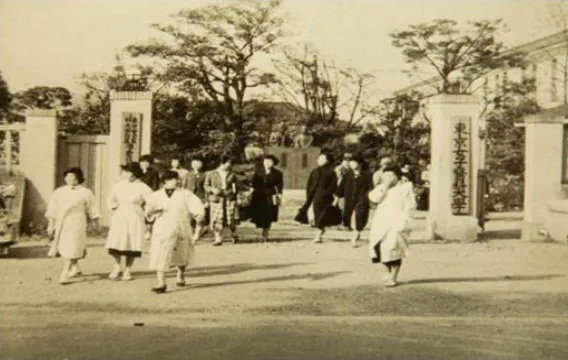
[478, 229, 522, 241]
[82, 262, 315, 282]
[406, 274, 563, 284]
[247, 279, 568, 317]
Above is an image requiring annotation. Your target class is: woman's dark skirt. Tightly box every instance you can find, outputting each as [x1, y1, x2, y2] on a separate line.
[108, 248, 142, 258]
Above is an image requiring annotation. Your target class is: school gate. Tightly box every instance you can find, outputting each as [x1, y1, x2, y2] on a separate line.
[19, 90, 153, 229]
[57, 135, 111, 225]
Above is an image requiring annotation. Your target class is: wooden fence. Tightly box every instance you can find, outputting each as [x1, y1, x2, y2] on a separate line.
[57, 135, 111, 225]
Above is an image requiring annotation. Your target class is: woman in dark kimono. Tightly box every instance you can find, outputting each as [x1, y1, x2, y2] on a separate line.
[249, 155, 284, 242]
[302, 152, 338, 243]
[336, 155, 373, 248]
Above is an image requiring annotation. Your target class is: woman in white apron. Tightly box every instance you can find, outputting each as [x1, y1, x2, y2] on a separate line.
[46, 167, 100, 284]
[105, 163, 153, 281]
[145, 170, 205, 294]
[368, 165, 416, 287]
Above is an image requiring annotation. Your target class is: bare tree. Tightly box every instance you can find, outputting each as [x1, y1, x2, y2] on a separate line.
[274, 44, 378, 131]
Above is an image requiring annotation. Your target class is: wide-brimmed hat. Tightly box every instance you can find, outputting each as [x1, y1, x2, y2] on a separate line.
[121, 162, 143, 179]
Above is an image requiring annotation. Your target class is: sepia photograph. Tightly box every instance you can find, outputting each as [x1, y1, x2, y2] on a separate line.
[0, 0, 567, 359]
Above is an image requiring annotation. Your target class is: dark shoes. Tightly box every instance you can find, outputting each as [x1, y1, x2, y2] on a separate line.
[151, 285, 167, 294]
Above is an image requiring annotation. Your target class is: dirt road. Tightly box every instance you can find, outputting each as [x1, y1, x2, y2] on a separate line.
[1, 222, 567, 359]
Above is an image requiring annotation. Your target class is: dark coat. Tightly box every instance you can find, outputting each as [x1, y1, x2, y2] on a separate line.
[336, 170, 373, 231]
[140, 167, 161, 191]
[304, 164, 338, 229]
[250, 167, 284, 229]
[183, 170, 207, 201]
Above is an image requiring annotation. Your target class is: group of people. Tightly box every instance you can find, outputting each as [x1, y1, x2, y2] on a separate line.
[296, 152, 417, 286]
[45, 150, 417, 292]
[45, 153, 284, 292]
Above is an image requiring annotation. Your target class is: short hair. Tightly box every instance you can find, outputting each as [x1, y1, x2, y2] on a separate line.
[401, 168, 414, 181]
[320, 151, 335, 164]
[140, 154, 154, 164]
[121, 162, 143, 179]
[349, 153, 364, 165]
[382, 164, 402, 179]
[170, 157, 184, 165]
[63, 167, 85, 184]
[263, 154, 280, 166]
[162, 170, 179, 181]
[220, 155, 234, 165]
[343, 152, 354, 160]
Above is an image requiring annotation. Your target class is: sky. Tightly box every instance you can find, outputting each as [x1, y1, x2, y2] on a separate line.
[0, 0, 560, 99]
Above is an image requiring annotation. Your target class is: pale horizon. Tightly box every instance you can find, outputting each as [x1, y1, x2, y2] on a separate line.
[0, 0, 560, 100]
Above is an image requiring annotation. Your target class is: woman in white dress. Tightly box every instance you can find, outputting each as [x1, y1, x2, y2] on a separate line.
[105, 163, 153, 281]
[145, 171, 205, 294]
[368, 165, 416, 287]
[46, 167, 100, 284]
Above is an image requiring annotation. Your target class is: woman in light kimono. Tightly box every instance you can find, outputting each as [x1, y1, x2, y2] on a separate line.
[368, 165, 416, 287]
[105, 163, 153, 281]
[46, 167, 100, 285]
[145, 170, 206, 294]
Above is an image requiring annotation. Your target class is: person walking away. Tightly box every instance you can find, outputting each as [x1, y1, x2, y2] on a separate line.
[105, 163, 153, 281]
[250, 154, 284, 242]
[334, 152, 353, 230]
[170, 156, 189, 187]
[139, 154, 160, 242]
[204, 156, 240, 246]
[145, 171, 206, 294]
[336, 155, 373, 247]
[302, 152, 338, 243]
[183, 156, 208, 241]
[372, 156, 393, 187]
[368, 165, 416, 287]
[46, 167, 100, 284]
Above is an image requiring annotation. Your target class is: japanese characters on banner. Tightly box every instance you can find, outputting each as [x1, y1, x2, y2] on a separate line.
[451, 116, 472, 215]
[122, 112, 143, 164]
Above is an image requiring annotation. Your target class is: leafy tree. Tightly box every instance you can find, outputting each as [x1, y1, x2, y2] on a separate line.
[484, 78, 540, 210]
[376, 92, 430, 166]
[0, 71, 12, 119]
[59, 58, 147, 135]
[12, 86, 72, 110]
[274, 44, 378, 131]
[127, 0, 285, 159]
[390, 19, 526, 93]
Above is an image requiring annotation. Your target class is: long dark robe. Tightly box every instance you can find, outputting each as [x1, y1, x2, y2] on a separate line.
[304, 164, 337, 229]
[249, 167, 284, 229]
[336, 170, 373, 231]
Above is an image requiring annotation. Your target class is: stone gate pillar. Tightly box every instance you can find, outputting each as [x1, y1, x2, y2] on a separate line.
[424, 94, 482, 241]
[20, 110, 58, 228]
[108, 90, 152, 186]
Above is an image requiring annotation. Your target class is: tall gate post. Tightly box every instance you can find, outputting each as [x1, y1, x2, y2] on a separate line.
[108, 91, 153, 187]
[20, 110, 58, 229]
[424, 94, 482, 242]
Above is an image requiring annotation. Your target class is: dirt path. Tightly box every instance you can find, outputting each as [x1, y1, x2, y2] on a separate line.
[1, 225, 567, 359]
